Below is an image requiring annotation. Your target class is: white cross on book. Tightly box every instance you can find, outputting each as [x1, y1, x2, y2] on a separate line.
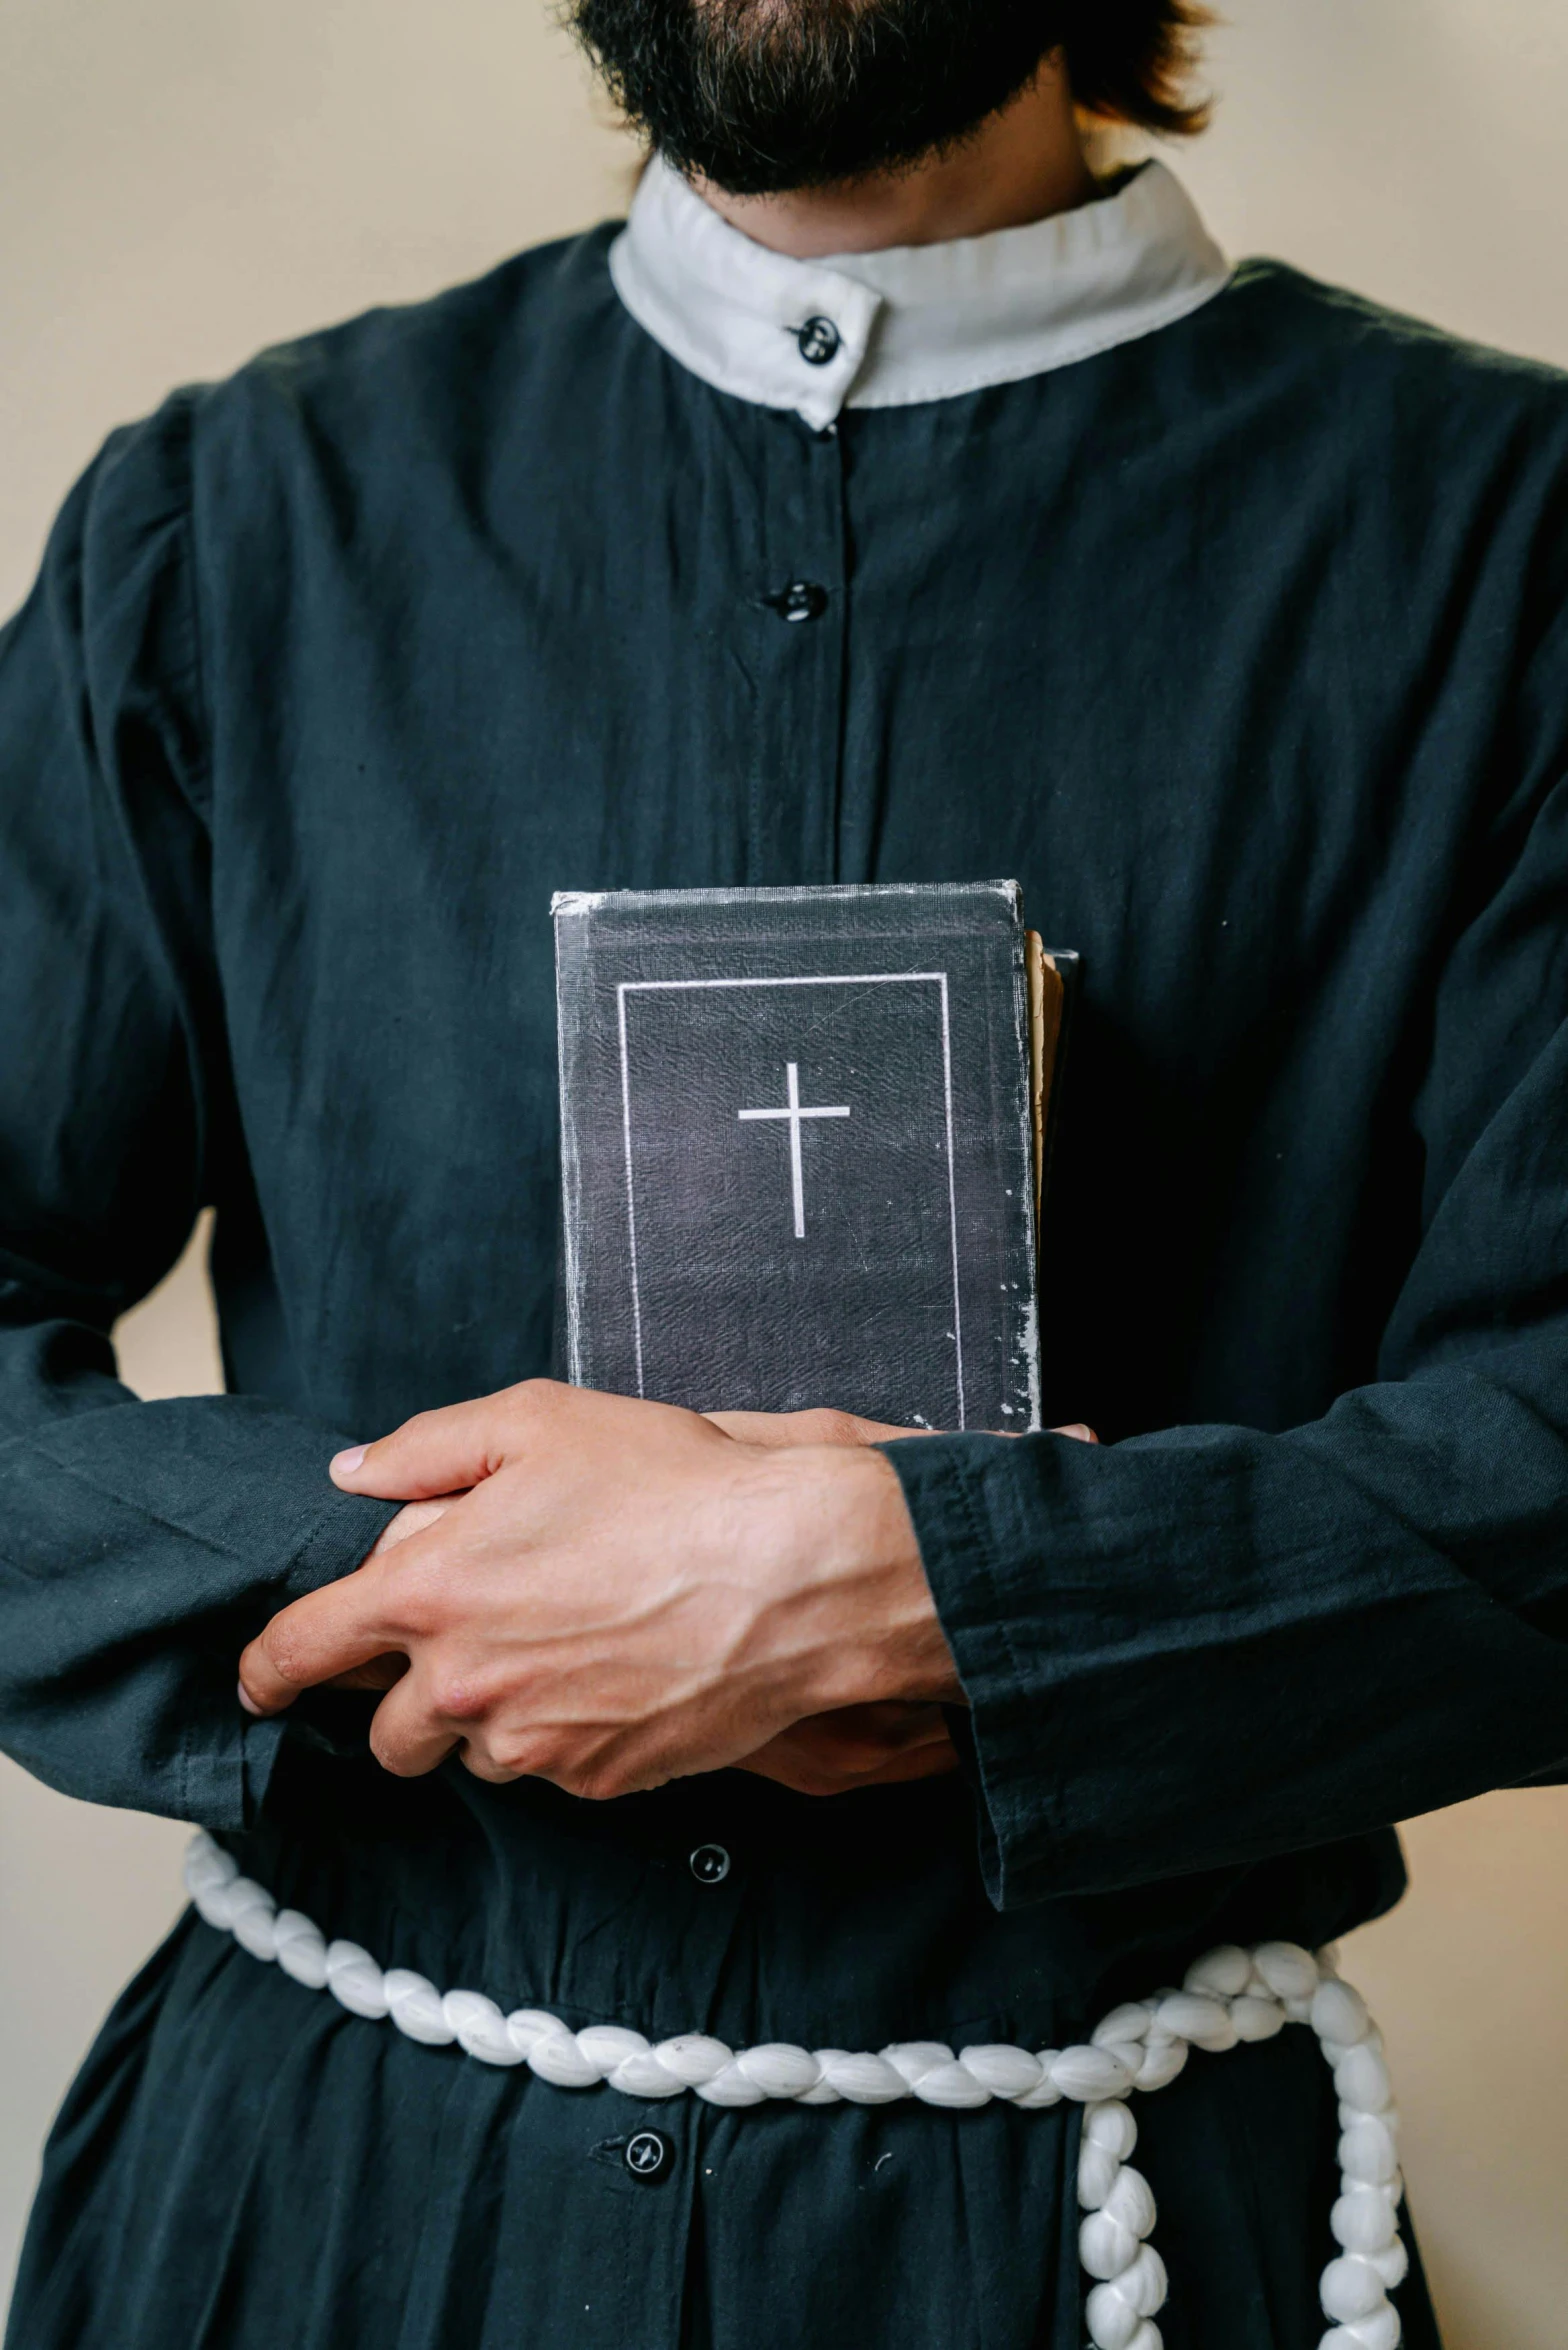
[737, 1061, 852, 1239]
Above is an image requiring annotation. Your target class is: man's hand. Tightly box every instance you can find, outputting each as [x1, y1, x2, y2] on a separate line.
[699, 1407, 1094, 1794]
[237, 1382, 960, 1799]
[301, 1495, 457, 1694]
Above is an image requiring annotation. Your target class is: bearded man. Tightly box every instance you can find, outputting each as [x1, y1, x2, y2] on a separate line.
[3, 1, 1567, 2343]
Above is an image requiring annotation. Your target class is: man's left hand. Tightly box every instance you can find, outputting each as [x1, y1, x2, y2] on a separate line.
[237, 1382, 960, 1799]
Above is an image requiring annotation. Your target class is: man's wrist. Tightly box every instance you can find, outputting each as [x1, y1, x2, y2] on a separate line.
[758, 1441, 963, 1713]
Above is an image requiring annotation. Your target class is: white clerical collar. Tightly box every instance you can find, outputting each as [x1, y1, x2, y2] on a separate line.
[609, 153, 1231, 428]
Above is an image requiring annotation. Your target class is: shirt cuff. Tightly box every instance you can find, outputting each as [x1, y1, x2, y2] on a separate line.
[881, 1431, 1047, 1911]
[213, 1483, 401, 1833]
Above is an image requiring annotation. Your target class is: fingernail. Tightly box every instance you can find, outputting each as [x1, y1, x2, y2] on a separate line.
[331, 1444, 368, 1476]
[237, 1679, 265, 1718]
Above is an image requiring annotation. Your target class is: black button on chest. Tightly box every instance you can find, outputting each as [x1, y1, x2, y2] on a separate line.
[795, 316, 841, 365]
[689, 1843, 731, 1884]
[738, 381, 847, 884]
[624, 2130, 674, 2181]
[765, 580, 830, 625]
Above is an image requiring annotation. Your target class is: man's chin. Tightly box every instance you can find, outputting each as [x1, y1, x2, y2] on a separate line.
[568, 0, 1057, 198]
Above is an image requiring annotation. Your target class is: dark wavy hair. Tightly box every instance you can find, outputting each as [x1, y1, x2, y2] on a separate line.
[1064, 0, 1213, 136]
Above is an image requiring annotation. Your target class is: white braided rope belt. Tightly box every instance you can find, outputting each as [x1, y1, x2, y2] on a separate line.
[185, 1830, 1407, 2350]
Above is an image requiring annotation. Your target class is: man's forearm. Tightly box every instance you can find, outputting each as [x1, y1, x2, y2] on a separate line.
[0, 1356, 397, 1827]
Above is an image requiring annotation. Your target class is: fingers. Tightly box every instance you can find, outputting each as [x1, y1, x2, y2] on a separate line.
[704, 1408, 1098, 1447]
[704, 1406, 923, 1448]
[330, 1388, 545, 1502]
[813, 1700, 951, 1753]
[322, 1655, 409, 1694]
[734, 1704, 960, 1797]
[363, 1666, 465, 1778]
[738, 1728, 959, 1796]
[369, 1496, 460, 1555]
[333, 1389, 1091, 1512]
[238, 1573, 400, 1716]
[329, 1379, 684, 1502]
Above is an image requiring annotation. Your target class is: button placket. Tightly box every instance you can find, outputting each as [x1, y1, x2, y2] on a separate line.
[744, 415, 849, 886]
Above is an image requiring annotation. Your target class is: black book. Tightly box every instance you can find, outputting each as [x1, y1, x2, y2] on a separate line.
[553, 882, 1071, 1433]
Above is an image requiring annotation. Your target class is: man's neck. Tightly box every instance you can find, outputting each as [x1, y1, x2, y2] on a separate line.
[694, 63, 1095, 260]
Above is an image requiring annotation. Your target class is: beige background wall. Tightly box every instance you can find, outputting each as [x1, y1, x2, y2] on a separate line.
[2, 0, 1566, 2337]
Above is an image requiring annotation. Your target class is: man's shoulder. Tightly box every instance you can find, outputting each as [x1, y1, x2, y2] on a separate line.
[187, 219, 631, 466]
[1212, 257, 1568, 442]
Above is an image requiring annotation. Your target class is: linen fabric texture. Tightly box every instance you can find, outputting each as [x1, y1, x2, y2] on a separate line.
[3, 192, 1567, 2347]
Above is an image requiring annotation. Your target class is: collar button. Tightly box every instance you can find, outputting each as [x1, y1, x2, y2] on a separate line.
[795, 316, 842, 366]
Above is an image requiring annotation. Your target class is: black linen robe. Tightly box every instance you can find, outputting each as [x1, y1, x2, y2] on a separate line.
[4, 219, 1568, 2349]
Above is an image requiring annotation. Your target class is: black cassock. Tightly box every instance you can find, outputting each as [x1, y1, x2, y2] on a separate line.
[4, 197, 1568, 2350]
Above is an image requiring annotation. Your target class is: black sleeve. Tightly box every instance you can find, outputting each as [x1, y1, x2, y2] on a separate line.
[891, 755, 1568, 1910]
[0, 397, 395, 1830]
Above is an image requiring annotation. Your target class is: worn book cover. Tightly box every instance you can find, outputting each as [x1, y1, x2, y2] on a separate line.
[553, 881, 1069, 1433]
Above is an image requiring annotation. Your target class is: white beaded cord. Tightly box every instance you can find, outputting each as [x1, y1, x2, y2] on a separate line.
[184, 1831, 1407, 2350]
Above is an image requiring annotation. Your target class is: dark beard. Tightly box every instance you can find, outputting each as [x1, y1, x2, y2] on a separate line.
[566, 0, 1063, 196]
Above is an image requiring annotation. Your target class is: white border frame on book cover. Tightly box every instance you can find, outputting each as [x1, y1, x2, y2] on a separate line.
[614, 973, 966, 1427]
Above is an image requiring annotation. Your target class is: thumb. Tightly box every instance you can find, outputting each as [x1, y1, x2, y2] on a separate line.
[331, 1397, 511, 1501]
[1052, 1422, 1098, 1444]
